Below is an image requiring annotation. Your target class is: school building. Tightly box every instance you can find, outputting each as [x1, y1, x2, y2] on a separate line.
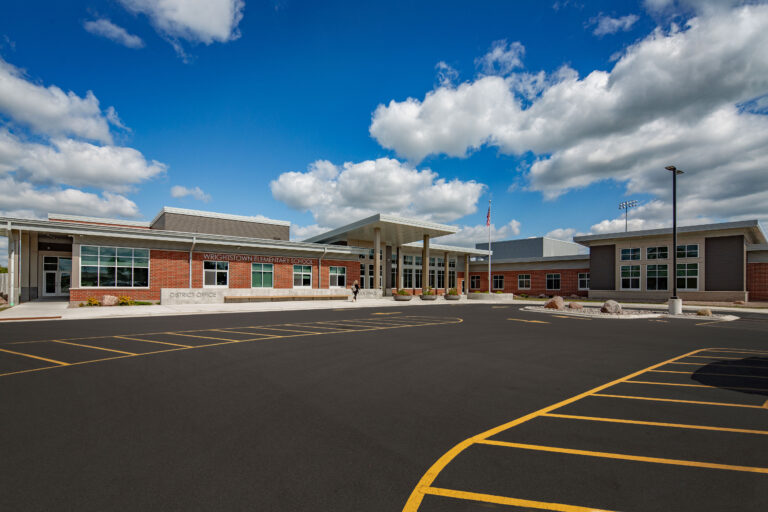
[2, 208, 767, 305]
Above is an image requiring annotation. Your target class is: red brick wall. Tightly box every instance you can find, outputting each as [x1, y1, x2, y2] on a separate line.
[468, 268, 589, 297]
[70, 251, 362, 302]
[747, 262, 768, 301]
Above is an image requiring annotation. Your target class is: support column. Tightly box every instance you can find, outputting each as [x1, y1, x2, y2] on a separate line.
[8, 227, 16, 306]
[385, 245, 392, 292]
[374, 227, 381, 291]
[396, 246, 403, 290]
[422, 234, 430, 292]
[444, 251, 449, 294]
[464, 254, 470, 295]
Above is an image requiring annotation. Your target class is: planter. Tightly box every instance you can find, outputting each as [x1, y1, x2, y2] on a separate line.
[420, 294, 437, 301]
[393, 294, 412, 301]
[444, 294, 460, 300]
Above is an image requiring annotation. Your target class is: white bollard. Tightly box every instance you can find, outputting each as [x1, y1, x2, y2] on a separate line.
[668, 298, 683, 315]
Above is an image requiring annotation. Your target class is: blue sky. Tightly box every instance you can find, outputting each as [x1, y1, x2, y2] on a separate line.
[1, 0, 767, 260]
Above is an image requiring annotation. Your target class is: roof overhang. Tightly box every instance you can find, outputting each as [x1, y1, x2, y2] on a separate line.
[303, 213, 458, 246]
[573, 220, 767, 246]
[402, 240, 491, 256]
[0, 217, 364, 257]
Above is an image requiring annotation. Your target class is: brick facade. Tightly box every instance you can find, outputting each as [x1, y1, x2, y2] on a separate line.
[70, 250, 361, 303]
[468, 268, 589, 297]
[747, 262, 768, 301]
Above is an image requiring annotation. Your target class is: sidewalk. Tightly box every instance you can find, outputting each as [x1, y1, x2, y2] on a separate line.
[0, 296, 766, 323]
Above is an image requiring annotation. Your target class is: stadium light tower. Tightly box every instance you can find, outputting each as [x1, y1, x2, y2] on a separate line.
[618, 200, 639, 232]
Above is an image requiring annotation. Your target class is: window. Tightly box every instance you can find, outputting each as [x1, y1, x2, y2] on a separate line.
[293, 265, 312, 287]
[470, 275, 480, 289]
[492, 275, 504, 290]
[403, 255, 414, 266]
[677, 263, 698, 290]
[620, 265, 640, 290]
[414, 256, 422, 267]
[647, 246, 668, 260]
[414, 268, 422, 289]
[368, 264, 374, 289]
[546, 273, 561, 290]
[329, 266, 346, 287]
[403, 268, 413, 288]
[81, 246, 149, 288]
[204, 261, 229, 287]
[518, 274, 531, 290]
[578, 273, 590, 290]
[448, 259, 456, 288]
[251, 263, 273, 288]
[677, 244, 699, 258]
[620, 248, 640, 261]
[647, 264, 668, 291]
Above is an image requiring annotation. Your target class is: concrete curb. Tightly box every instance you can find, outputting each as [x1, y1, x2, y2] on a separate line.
[522, 306, 739, 321]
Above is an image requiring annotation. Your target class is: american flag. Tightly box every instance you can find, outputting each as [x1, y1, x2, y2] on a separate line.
[486, 204, 491, 227]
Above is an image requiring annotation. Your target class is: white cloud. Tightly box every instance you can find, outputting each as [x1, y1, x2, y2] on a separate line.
[590, 14, 639, 36]
[435, 61, 458, 87]
[0, 57, 117, 143]
[0, 176, 140, 220]
[433, 220, 522, 248]
[270, 158, 486, 227]
[83, 18, 145, 48]
[0, 129, 166, 192]
[291, 223, 329, 241]
[119, 0, 244, 45]
[475, 40, 525, 76]
[371, 4, 768, 226]
[643, 0, 759, 15]
[171, 185, 211, 202]
[545, 227, 584, 241]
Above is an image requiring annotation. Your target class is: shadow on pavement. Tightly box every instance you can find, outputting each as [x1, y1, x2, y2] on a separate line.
[692, 357, 768, 397]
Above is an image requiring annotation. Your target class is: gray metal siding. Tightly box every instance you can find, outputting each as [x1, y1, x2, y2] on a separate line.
[705, 235, 744, 291]
[153, 212, 289, 240]
[590, 245, 615, 290]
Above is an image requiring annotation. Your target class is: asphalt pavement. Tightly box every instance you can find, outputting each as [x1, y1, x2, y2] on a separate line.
[1, 304, 766, 511]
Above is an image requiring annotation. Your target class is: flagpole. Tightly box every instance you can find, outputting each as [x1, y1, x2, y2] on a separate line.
[487, 198, 491, 292]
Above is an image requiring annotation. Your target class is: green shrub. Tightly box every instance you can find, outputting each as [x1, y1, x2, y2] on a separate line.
[85, 297, 101, 307]
[396, 288, 411, 296]
[118, 295, 133, 306]
[448, 288, 459, 295]
[422, 287, 435, 296]
[495, 290, 503, 294]
[132, 301, 154, 306]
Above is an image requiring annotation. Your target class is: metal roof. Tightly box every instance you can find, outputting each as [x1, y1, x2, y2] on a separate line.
[303, 213, 458, 246]
[402, 240, 491, 256]
[150, 207, 291, 227]
[573, 220, 767, 245]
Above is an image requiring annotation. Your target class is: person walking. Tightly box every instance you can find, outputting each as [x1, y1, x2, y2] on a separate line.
[352, 280, 360, 301]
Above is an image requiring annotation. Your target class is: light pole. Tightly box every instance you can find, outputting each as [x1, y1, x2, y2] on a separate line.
[665, 165, 684, 314]
[618, 200, 638, 232]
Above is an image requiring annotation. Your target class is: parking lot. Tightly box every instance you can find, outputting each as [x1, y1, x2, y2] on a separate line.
[1, 304, 766, 511]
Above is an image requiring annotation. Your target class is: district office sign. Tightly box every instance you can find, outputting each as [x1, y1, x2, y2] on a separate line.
[200, 253, 315, 265]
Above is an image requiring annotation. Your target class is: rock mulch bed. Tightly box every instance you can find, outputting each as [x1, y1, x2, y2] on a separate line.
[523, 305, 738, 321]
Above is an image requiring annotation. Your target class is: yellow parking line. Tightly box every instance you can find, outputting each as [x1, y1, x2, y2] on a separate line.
[421, 487, 614, 512]
[553, 315, 592, 320]
[667, 361, 768, 370]
[542, 413, 768, 435]
[703, 348, 768, 355]
[165, 332, 244, 342]
[649, 369, 768, 379]
[508, 318, 549, 324]
[625, 380, 767, 392]
[372, 312, 402, 315]
[686, 355, 743, 360]
[592, 393, 765, 409]
[478, 439, 768, 474]
[0, 347, 69, 366]
[115, 336, 191, 348]
[52, 340, 137, 356]
[213, 328, 295, 336]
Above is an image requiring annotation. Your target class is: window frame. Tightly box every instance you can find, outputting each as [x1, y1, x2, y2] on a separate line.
[546, 273, 561, 291]
[79, 245, 150, 289]
[329, 266, 347, 288]
[578, 272, 590, 291]
[676, 244, 699, 259]
[620, 265, 641, 290]
[620, 248, 640, 261]
[646, 264, 668, 291]
[203, 260, 229, 288]
[293, 264, 313, 288]
[646, 246, 669, 260]
[251, 263, 274, 288]
[470, 275, 480, 289]
[676, 263, 699, 291]
[492, 274, 504, 290]
[517, 274, 531, 290]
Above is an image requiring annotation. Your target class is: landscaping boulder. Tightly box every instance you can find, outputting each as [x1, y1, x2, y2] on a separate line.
[544, 296, 565, 310]
[101, 295, 119, 306]
[568, 302, 583, 310]
[734, 300, 746, 305]
[601, 300, 622, 314]
[697, 308, 713, 317]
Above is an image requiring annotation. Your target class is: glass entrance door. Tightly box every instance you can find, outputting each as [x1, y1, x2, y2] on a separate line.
[42, 256, 72, 296]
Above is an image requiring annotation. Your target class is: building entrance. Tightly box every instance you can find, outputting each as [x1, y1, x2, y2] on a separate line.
[42, 256, 72, 297]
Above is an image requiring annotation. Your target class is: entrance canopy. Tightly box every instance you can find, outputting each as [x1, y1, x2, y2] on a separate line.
[304, 214, 458, 246]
